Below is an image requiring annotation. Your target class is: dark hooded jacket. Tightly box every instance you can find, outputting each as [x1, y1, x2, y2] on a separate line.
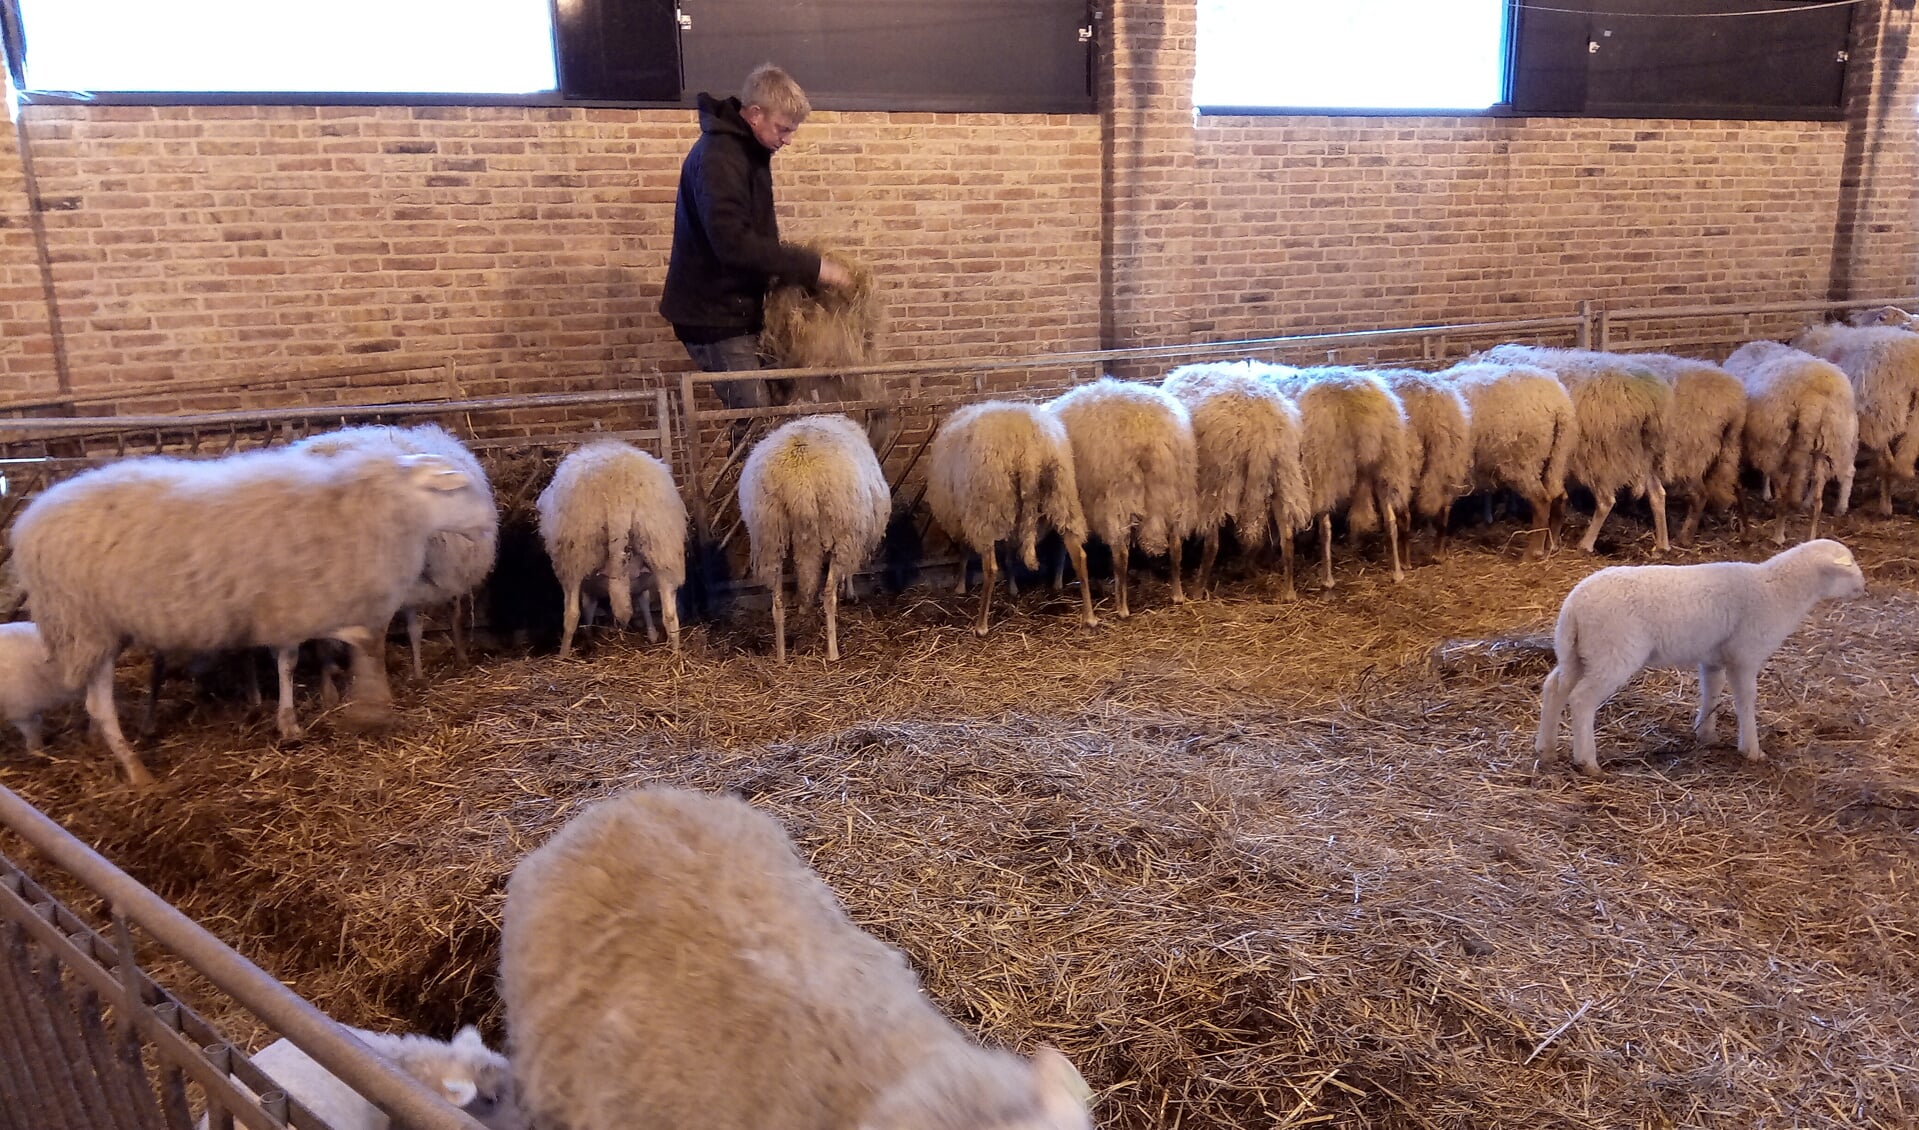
[659, 94, 822, 338]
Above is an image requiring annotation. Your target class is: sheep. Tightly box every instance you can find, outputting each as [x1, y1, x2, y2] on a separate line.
[1160, 362, 1310, 598]
[925, 401, 1098, 635]
[1535, 539, 1865, 776]
[1482, 344, 1672, 555]
[0, 622, 79, 754]
[499, 786, 1095, 1130]
[1370, 368, 1472, 563]
[8, 447, 497, 784]
[534, 440, 688, 659]
[1438, 361, 1576, 560]
[1257, 364, 1412, 589]
[291, 424, 498, 678]
[204, 1025, 525, 1130]
[1848, 305, 1915, 328]
[1045, 377, 1199, 617]
[1623, 353, 1747, 546]
[1789, 322, 1919, 515]
[1722, 341, 1858, 543]
[738, 414, 891, 661]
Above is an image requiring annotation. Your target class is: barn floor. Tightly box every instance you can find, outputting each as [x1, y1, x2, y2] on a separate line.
[4, 506, 1918, 1129]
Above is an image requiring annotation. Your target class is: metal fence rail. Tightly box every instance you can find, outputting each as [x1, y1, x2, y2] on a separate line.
[0, 784, 486, 1130]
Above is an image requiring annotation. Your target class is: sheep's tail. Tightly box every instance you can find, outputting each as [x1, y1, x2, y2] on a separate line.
[1013, 459, 1042, 571]
[784, 485, 829, 606]
[1543, 402, 1577, 499]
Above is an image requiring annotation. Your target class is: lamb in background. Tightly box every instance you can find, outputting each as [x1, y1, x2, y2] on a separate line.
[1722, 341, 1858, 543]
[926, 401, 1098, 635]
[1625, 353, 1747, 546]
[535, 440, 688, 658]
[500, 786, 1095, 1130]
[738, 414, 891, 661]
[1047, 378, 1199, 617]
[8, 447, 497, 784]
[1790, 322, 1919, 515]
[1536, 539, 1865, 776]
[0, 621, 79, 754]
[1161, 362, 1310, 598]
[1439, 360, 1576, 560]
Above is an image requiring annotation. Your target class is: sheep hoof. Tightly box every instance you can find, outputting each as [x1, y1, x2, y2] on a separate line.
[1573, 761, 1604, 779]
[1741, 748, 1768, 764]
[972, 624, 990, 638]
[276, 714, 304, 742]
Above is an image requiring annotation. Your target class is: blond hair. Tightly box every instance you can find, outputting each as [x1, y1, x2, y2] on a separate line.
[742, 63, 811, 120]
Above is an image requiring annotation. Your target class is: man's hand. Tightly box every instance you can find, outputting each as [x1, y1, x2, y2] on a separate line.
[817, 259, 853, 290]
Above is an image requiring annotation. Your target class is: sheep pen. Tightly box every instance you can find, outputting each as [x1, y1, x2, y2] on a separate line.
[5, 513, 1919, 1130]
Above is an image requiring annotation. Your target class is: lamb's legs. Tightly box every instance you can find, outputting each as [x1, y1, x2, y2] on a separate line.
[1578, 491, 1616, 554]
[1064, 536, 1099, 627]
[823, 557, 844, 661]
[770, 571, 788, 663]
[1729, 662, 1765, 762]
[1694, 664, 1727, 745]
[274, 645, 303, 740]
[1318, 513, 1335, 590]
[1535, 665, 1571, 762]
[975, 548, 998, 637]
[85, 659, 153, 786]
[406, 608, 425, 680]
[1197, 528, 1220, 596]
[657, 577, 681, 655]
[559, 579, 584, 659]
[1567, 669, 1631, 777]
[1113, 542, 1131, 619]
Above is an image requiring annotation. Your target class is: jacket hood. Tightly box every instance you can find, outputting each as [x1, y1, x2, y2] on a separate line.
[697, 93, 756, 144]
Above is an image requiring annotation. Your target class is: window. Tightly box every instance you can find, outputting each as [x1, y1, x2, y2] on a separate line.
[1195, 0, 1510, 113]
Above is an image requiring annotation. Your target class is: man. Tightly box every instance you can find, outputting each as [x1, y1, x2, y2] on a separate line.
[660, 63, 851, 410]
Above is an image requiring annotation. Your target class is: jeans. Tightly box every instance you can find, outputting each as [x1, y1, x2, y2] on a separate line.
[684, 335, 773, 410]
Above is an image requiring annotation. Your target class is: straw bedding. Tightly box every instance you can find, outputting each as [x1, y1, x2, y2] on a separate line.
[4, 510, 1919, 1129]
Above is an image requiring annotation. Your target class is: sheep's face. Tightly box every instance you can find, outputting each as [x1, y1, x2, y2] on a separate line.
[437, 1027, 530, 1130]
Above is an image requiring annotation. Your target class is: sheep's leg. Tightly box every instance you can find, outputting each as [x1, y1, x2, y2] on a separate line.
[1381, 496, 1404, 583]
[406, 608, 425, 680]
[1431, 509, 1451, 563]
[1577, 490, 1616, 554]
[85, 660, 152, 786]
[1065, 537, 1099, 627]
[1730, 663, 1766, 762]
[1535, 665, 1570, 762]
[1197, 528, 1220, 596]
[1277, 527, 1297, 602]
[823, 557, 844, 662]
[451, 596, 469, 665]
[1547, 495, 1567, 552]
[333, 626, 395, 733]
[1051, 550, 1066, 593]
[1808, 465, 1829, 542]
[559, 578, 583, 659]
[638, 583, 660, 643]
[1111, 542, 1132, 619]
[954, 555, 971, 596]
[1522, 491, 1551, 560]
[319, 645, 343, 709]
[273, 645, 303, 741]
[141, 652, 165, 738]
[770, 571, 788, 664]
[975, 548, 998, 637]
[1647, 477, 1670, 555]
[1003, 544, 1021, 599]
[242, 653, 262, 708]
[1168, 536, 1186, 605]
[1678, 495, 1703, 547]
[658, 577, 682, 655]
[15, 715, 44, 755]
[1567, 670, 1629, 777]
[1318, 513, 1335, 590]
[1877, 451, 1895, 517]
[1694, 664, 1726, 746]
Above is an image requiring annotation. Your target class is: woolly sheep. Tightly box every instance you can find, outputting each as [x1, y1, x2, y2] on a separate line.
[1536, 539, 1865, 776]
[1046, 378, 1199, 617]
[1370, 368, 1472, 563]
[1482, 344, 1672, 555]
[926, 401, 1098, 635]
[203, 1025, 525, 1130]
[535, 440, 688, 658]
[1848, 305, 1915, 328]
[738, 414, 891, 661]
[1160, 362, 1310, 598]
[1624, 353, 1747, 546]
[500, 786, 1095, 1130]
[1722, 341, 1858, 543]
[1789, 322, 1919, 516]
[292, 423, 500, 677]
[9, 447, 496, 784]
[0, 622, 78, 754]
[1438, 361, 1576, 560]
[1258, 365, 1412, 589]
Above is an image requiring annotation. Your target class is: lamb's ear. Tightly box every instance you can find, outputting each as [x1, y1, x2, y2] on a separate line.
[451, 1025, 486, 1052]
[442, 1076, 479, 1107]
[1030, 1047, 1092, 1123]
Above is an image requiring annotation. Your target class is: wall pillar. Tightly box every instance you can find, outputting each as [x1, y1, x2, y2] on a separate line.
[1830, 0, 1919, 300]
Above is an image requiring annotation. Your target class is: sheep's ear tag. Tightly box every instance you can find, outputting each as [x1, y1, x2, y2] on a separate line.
[443, 1077, 478, 1107]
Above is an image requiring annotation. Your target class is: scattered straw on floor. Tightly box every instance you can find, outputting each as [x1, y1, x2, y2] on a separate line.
[5, 511, 1918, 1129]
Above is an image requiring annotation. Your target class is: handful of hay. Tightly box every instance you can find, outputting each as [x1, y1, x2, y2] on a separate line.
[761, 247, 883, 408]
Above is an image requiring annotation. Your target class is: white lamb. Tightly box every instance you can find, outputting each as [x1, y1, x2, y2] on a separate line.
[1370, 368, 1472, 563]
[1046, 378, 1198, 617]
[500, 786, 1095, 1130]
[292, 423, 499, 677]
[1160, 362, 1310, 598]
[8, 447, 497, 784]
[1439, 361, 1577, 560]
[535, 440, 688, 658]
[1848, 305, 1915, 328]
[1722, 341, 1858, 543]
[1536, 539, 1865, 776]
[1258, 364, 1412, 589]
[204, 1025, 525, 1130]
[1623, 353, 1746, 546]
[0, 621, 79, 754]
[738, 414, 891, 661]
[1482, 344, 1672, 555]
[925, 401, 1098, 635]
[1789, 322, 1919, 515]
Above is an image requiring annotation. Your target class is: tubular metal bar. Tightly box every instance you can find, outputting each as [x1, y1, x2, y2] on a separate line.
[0, 785, 488, 1130]
[0, 357, 461, 415]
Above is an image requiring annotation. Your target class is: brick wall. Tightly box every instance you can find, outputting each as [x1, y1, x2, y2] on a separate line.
[0, 0, 1912, 411]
